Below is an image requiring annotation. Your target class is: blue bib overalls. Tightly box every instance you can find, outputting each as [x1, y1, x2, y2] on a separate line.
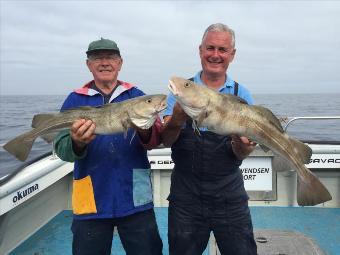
[168, 104, 257, 254]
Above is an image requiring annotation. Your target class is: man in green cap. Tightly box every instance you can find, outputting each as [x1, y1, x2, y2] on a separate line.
[54, 38, 163, 255]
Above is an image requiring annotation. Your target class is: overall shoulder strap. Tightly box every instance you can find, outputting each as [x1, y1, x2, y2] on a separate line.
[234, 81, 239, 96]
[190, 76, 239, 96]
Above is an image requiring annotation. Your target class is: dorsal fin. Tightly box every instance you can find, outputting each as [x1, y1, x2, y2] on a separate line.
[68, 103, 116, 112]
[32, 113, 57, 128]
[102, 104, 114, 108]
[63, 106, 94, 112]
[251, 105, 284, 133]
[288, 136, 313, 164]
[221, 93, 248, 105]
[219, 92, 283, 133]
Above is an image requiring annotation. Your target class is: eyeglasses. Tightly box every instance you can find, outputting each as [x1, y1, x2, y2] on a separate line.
[88, 54, 121, 63]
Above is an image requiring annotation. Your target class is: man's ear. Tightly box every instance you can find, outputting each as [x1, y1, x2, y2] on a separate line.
[118, 58, 123, 71]
[86, 59, 92, 72]
[230, 48, 236, 62]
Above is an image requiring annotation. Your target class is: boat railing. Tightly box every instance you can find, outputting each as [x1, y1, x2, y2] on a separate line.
[282, 116, 340, 145]
[284, 116, 340, 132]
[0, 151, 52, 185]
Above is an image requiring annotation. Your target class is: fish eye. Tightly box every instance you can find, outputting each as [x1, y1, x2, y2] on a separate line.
[184, 83, 190, 88]
[146, 98, 152, 103]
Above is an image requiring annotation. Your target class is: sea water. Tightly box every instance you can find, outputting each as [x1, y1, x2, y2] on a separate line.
[0, 94, 339, 178]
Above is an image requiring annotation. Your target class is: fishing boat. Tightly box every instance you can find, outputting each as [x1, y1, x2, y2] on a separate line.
[0, 116, 339, 255]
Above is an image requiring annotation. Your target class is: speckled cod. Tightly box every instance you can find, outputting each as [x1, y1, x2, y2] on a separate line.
[168, 76, 331, 206]
[4, 94, 167, 162]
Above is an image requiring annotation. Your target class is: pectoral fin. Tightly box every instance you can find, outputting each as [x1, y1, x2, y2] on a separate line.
[196, 110, 210, 126]
[129, 130, 137, 144]
[192, 120, 201, 136]
[121, 119, 130, 139]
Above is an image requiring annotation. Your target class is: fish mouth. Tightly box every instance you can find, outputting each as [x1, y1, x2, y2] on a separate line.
[168, 80, 187, 107]
[156, 101, 167, 113]
[153, 96, 168, 114]
[168, 79, 192, 109]
[168, 80, 178, 96]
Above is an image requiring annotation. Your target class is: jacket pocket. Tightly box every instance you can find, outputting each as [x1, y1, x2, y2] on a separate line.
[132, 168, 153, 207]
[72, 175, 97, 215]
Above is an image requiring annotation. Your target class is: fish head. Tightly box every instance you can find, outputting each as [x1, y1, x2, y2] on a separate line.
[128, 94, 167, 129]
[169, 76, 210, 119]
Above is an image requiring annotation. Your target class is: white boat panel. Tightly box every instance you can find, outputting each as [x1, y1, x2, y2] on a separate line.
[0, 135, 339, 254]
[0, 157, 73, 215]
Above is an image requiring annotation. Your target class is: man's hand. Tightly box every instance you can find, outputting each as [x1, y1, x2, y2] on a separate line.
[71, 119, 96, 155]
[161, 102, 189, 147]
[230, 135, 257, 160]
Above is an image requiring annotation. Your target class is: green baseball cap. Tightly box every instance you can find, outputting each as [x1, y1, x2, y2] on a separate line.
[86, 37, 120, 55]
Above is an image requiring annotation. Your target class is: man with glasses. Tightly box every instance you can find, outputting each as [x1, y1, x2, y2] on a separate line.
[162, 24, 257, 255]
[54, 38, 163, 255]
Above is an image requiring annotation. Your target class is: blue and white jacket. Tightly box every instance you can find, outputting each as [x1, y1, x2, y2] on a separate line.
[55, 80, 161, 220]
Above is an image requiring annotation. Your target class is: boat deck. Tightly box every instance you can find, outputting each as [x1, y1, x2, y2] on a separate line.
[9, 206, 340, 255]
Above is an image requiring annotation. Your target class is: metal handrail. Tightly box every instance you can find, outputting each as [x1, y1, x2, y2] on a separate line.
[0, 151, 53, 185]
[284, 116, 340, 132]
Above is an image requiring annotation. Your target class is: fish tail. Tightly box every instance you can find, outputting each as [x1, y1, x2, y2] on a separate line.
[32, 113, 57, 128]
[296, 165, 332, 206]
[288, 136, 312, 164]
[3, 130, 38, 161]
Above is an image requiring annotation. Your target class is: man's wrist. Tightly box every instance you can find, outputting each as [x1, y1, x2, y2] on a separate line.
[169, 115, 186, 128]
[231, 141, 251, 160]
[137, 128, 152, 143]
[72, 140, 87, 156]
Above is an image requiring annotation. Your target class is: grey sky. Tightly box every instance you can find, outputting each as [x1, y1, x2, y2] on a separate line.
[1, 1, 340, 95]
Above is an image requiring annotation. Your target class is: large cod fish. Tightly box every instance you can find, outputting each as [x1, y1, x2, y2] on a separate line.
[4, 94, 167, 161]
[168, 77, 331, 206]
